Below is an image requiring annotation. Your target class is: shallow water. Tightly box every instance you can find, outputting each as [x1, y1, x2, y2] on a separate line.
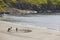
[1, 14, 60, 30]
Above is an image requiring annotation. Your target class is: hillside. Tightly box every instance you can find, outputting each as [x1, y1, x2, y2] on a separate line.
[0, 0, 16, 12]
[0, 0, 7, 11]
[0, 0, 47, 12]
[0, 0, 60, 13]
[23, 0, 47, 4]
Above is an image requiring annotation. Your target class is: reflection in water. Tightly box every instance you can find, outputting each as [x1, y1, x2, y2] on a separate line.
[0, 14, 60, 30]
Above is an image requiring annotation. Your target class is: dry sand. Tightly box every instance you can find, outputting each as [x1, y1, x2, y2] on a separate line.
[0, 21, 60, 40]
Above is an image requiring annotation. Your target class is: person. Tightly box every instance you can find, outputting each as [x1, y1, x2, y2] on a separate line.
[7, 27, 12, 32]
[16, 28, 18, 32]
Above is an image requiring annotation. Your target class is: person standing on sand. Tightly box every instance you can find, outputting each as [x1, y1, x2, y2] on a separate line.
[16, 28, 18, 32]
[7, 27, 12, 32]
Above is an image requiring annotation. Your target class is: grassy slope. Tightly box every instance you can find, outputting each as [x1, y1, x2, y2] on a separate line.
[0, 0, 7, 11]
[0, 0, 60, 12]
[51, 0, 60, 5]
[25, 0, 60, 5]
[0, 0, 16, 12]
[25, 0, 47, 4]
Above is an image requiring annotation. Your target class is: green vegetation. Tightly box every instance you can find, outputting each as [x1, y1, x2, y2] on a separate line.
[7, 0, 16, 3]
[0, 0, 60, 12]
[0, 0, 16, 12]
[25, 0, 60, 5]
[50, 0, 60, 5]
[0, 0, 4, 11]
[25, 0, 47, 5]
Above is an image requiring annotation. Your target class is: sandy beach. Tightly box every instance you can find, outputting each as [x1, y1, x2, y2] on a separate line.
[0, 21, 60, 40]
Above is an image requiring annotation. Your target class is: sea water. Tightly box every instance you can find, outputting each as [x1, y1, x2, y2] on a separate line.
[1, 14, 60, 30]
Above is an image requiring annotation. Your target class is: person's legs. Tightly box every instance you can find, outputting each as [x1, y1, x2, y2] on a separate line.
[7, 28, 10, 32]
[7, 27, 12, 32]
[16, 28, 18, 32]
